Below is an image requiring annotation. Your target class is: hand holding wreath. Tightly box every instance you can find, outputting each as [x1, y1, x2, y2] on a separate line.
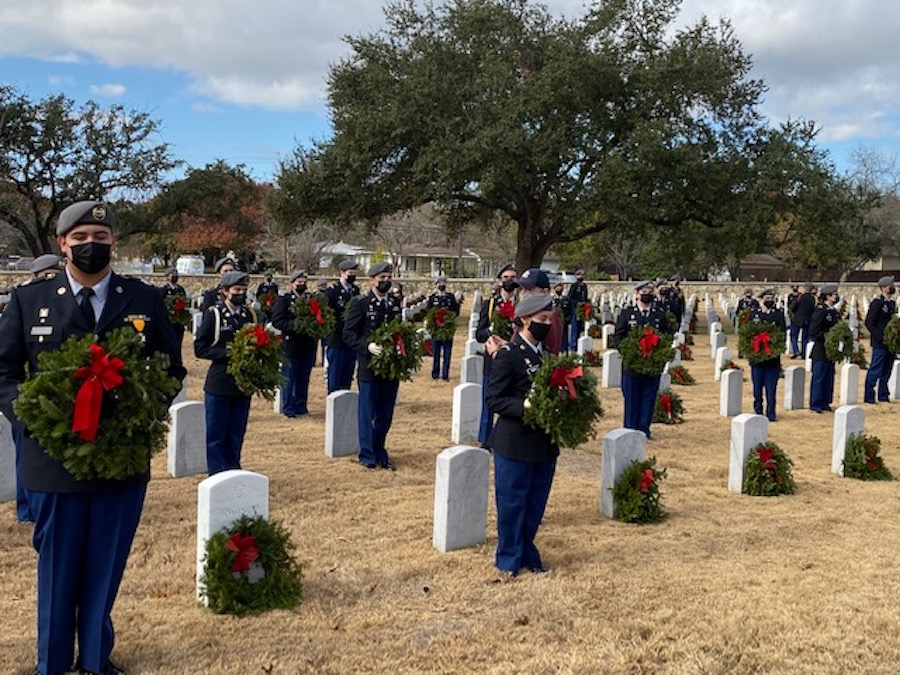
[739, 321, 786, 365]
[825, 321, 854, 362]
[368, 319, 424, 381]
[226, 324, 284, 400]
[164, 294, 192, 329]
[290, 292, 336, 340]
[425, 307, 457, 342]
[619, 326, 674, 376]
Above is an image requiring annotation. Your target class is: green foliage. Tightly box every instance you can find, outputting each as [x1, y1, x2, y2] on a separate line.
[851, 344, 869, 370]
[678, 343, 693, 360]
[226, 325, 285, 400]
[612, 457, 667, 524]
[369, 320, 424, 381]
[825, 321, 854, 362]
[619, 326, 674, 376]
[13, 327, 180, 480]
[653, 389, 685, 424]
[425, 307, 457, 342]
[523, 353, 603, 448]
[164, 294, 192, 328]
[489, 300, 516, 340]
[843, 433, 893, 481]
[883, 317, 900, 355]
[670, 365, 695, 385]
[200, 515, 303, 616]
[290, 292, 336, 340]
[574, 302, 596, 322]
[742, 442, 796, 496]
[738, 320, 786, 365]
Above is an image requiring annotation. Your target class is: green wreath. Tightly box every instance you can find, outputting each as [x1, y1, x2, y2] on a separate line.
[850, 344, 869, 370]
[843, 433, 893, 481]
[670, 365, 695, 385]
[523, 353, 603, 448]
[582, 350, 601, 368]
[13, 327, 180, 480]
[199, 514, 304, 616]
[883, 316, 900, 355]
[611, 457, 667, 524]
[742, 442, 796, 496]
[290, 292, 336, 340]
[164, 294, 192, 329]
[369, 319, 424, 381]
[259, 291, 278, 313]
[653, 388, 685, 424]
[425, 307, 457, 342]
[226, 324, 285, 400]
[588, 324, 602, 339]
[678, 343, 693, 360]
[574, 302, 595, 322]
[738, 320, 786, 365]
[825, 321, 854, 362]
[489, 300, 516, 340]
[619, 326, 674, 376]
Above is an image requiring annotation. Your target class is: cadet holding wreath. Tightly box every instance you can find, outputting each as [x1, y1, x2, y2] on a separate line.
[742, 289, 786, 422]
[808, 284, 841, 413]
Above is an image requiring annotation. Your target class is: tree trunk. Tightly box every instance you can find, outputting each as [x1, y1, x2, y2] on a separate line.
[514, 213, 553, 273]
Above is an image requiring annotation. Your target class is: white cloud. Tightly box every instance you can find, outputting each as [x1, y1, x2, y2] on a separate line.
[88, 83, 126, 97]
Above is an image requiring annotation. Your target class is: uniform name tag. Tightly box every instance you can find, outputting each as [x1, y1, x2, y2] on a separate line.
[30, 326, 54, 336]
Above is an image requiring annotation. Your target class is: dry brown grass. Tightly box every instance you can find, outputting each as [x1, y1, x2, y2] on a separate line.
[3, 303, 900, 674]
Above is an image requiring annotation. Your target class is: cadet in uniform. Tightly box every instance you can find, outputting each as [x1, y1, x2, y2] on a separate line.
[789, 284, 816, 358]
[199, 257, 237, 312]
[566, 269, 589, 347]
[736, 288, 758, 314]
[324, 261, 361, 393]
[342, 262, 403, 470]
[158, 267, 188, 351]
[748, 289, 787, 421]
[551, 282, 572, 353]
[271, 270, 317, 417]
[28, 254, 63, 280]
[426, 276, 460, 381]
[0, 201, 184, 675]
[864, 275, 897, 404]
[256, 272, 279, 323]
[195, 271, 257, 473]
[485, 293, 558, 578]
[808, 284, 841, 413]
[614, 280, 670, 438]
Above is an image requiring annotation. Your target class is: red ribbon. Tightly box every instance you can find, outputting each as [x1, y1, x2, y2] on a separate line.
[752, 331, 772, 355]
[549, 365, 583, 400]
[639, 328, 660, 358]
[757, 447, 781, 483]
[435, 308, 446, 327]
[264, 294, 274, 308]
[253, 325, 269, 349]
[661, 393, 672, 417]
[582, 303, 592, 321]
[174, 297, 186, 313]
[308, 298, 325, 325]
[498, 301, 516, 321]
[72, 344, 125, 441]
[638, 468, 655, 493]
[227, 533, 260, 573]
[392, 330, 407, 357]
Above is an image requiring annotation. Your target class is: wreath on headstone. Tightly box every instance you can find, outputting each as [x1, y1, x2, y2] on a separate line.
[824, 321, 854, 362]
[843, 433, 893, 481]
[581, 350, 601, 368]
[13, 326, 180, 480]
[619, 326, 674, 376]
[199, 514, 303, 616]
[653, 388, 684, 424]
[670, 365, 695, 385]
[611, 457, 667, 524]
[425, 307, 457, 342]
[164, 294, 192, 328]
[850, 344, 868, 370]
[588, 324, 602, 339]
[489, 300, 516, 340]
[574, 302, 595, 323]
[523, 353, 603, 448]
[227, 324, 285, 400]
[738, 321, 786, 365]
[678, 343, 693, 360]
[290, 292, 336, 340]
[883, 316, 900, 355]
[368, 319, 423, 381]
[743, 442, 796, 496]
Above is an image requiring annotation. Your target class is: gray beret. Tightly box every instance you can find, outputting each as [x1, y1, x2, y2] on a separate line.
[214, 257, 236, 273]
[435, 276, 447, 284]
[30, 254, 61, 274]
[56, 201, 117, 236]
[820, 283, 838, 295]
[518, 268, 550, 290]
[165, 267, 177, 276]
[634, 280, 653, 292]
[219, 271, 249, 288]
[289, 270, 307, 283]
[339, 260, 359, 272]
[877, 275, 895, 287]
[316, 279, 328, 289]
[515, 293, 553, 318]
[368, 261, 392, 277]
[758, 288, 775, 298]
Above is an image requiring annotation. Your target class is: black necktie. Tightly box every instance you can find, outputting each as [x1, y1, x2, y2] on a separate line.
[78, 287, 96, 329]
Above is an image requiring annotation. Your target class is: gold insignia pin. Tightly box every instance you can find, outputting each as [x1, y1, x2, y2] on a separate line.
[57, 287, 66, 295]
[115, 286, 123, 294]
[133, 319, 145, 332]
[91, 204, 107, 221]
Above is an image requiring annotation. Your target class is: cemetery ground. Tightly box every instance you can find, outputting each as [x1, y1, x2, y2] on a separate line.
[3, 306, 900, 674]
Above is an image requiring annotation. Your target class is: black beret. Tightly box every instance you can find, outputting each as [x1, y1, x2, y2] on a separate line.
[515, 294, 553, 318]
[339, 260, 359, 272]
[496, 264, 516, 278]
[219, 271, 249, 288]
[758, 288, 775, 298]
[518, 268, 550, 290]
[368, 261, 392, 277]
[56, 201, 117, 236]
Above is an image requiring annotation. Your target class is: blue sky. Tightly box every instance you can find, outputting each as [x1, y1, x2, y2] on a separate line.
[3, 0, 900, 184]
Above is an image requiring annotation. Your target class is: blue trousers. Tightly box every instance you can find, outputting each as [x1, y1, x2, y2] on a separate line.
[493, 453, 556, 574]
[789, 323, 808, 358]
[478, 370, 494, 445]
[326, 346, 357, 393]
[570, 318, 584, 350]
[751, 361, 780, 421]
[357, 378, 400, 466]
[431, 339, 452, 380]
[11, 424, 34, 522]
[864, 345, 893, 403]
[810, 360, 835, 412]
[622, 371, 660, 438]
[26, 485, 146, 675]
[282, 355, 315, 415]
[204, 393, 252, 474]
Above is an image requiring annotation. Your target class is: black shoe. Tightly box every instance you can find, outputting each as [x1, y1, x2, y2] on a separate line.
[378, 461, 396, 471]
[361, 462, 377, 470]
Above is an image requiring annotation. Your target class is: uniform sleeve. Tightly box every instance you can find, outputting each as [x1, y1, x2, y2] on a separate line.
[270, 294, 293, 334]
[342, 296, 368, 356]
[148, 286, 187, 383]
[808, 307, 826, 342]
[450, 295, 461, 314]
[485, 348, 525, 419]
[0, 291, 27, 421]
[475, 299, 493, 343]
[613, 309, 630, 346]
[864, 299, 881, 334]
[194, 308, 226, 361]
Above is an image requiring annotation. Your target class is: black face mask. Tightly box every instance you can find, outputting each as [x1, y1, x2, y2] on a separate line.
[889, 287, 896, 296]
[528, 321, 551, 343]
[295, 283, 307, 294]
[639, 293, 655, 305]
[502, 280, 518, 293]
[69, 242, 111, 275]
[437, 284, 446, 292]
[229, 293, 247, 306]
[169, 276, 179, 284]
[346, 275, 357, 285]
[376, 280, 392, 294]
[763, 300, 775, 309]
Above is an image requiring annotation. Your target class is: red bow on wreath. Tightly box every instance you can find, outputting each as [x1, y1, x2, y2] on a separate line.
[173, 297, 186, 313]
[227, 533, 260, 573]
[582, 303, 592, 320]
[549, 365, 583, 400]
[639, 328, 660, 358]
[638, 468, 655, 493]
[757, 447, 781, 483]
[435, 308, 446, 327]
[253, 325, 270, 349]
[752, 331, 772, 355]
[661, 393, 672, 417]
[72, 344, 125, 441]
[392, 330, 407, 357]
[498, 301, 516, 321]
[308, 297, 325, 325]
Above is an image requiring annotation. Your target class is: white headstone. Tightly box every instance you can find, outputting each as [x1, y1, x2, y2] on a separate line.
[714, 346, 733, 381]
[839, 363, 860, 406]
[673, 332, 685, 346]
[889, 360, 900, 401]
[720, 368, 743, 417]
[196, 469, 269, 602]
[602, 350, 622, 388]
[600, 428, 647, 519]
[783, 366, 805, 410]
[325, 390, 360, 458]
[172, 381, 188, 406]
[432, 445, 491, 552]
[805, 342, 814, 373]
[451, 383, 482, 445]
[167, 401, 207, 478]
[0, 413, 15, 502]
[465, 338, 484, 356]
[576, 335, 593, 355]
[273, 386, 285, 414]
[832, 405, 865, 476]
[658, 372, 671, 393]
[601, 324, 615, 350]
[460, 354, 483, 385]
[710, 321, 722, 338]
[710, 331, 726, 360]
[728, 413, 768, 493]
